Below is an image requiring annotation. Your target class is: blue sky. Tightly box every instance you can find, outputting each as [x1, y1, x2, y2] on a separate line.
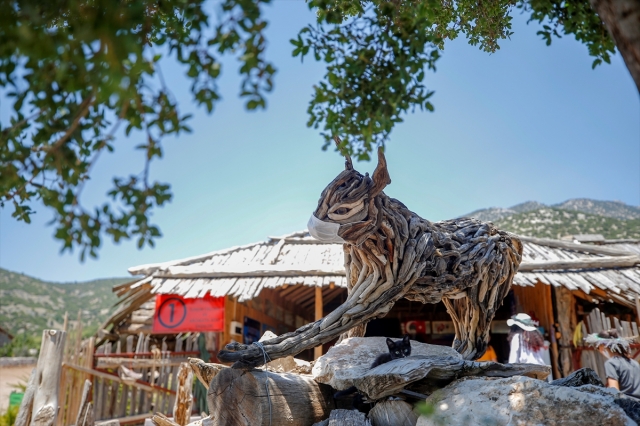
[1, 2, 638, 283]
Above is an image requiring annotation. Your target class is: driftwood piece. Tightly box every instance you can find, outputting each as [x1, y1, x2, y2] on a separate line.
[207, 368, 334, 426]
[219, 147, 523, 367]
[551, 368, 603, 387]
[31, 329, 67, 426]
[95, 421, 121, 426]
[173, 363, 194, 426]
[189, 358, 227, 389]
[348, 356, 550, 400]
[75, 380, 94, 426]
[152, 413, 179, 426]
[368, 400, 417, 426]
[14, 368, 36, 426]
[313, 410, 372, 426]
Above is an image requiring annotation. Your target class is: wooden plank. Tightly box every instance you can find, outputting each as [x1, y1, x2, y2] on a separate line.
[315, 286, 323, 360]
[75, 380, 93, 426]
[62, 363, 175, 395]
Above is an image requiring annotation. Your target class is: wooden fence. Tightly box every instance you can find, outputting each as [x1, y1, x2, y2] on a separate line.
[58, 329, 200, 425]
[574, 307, 640, 381]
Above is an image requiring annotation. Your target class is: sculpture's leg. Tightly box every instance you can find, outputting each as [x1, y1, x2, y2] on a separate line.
[218, 278, 412, 369]
[443, 278, 512, 360]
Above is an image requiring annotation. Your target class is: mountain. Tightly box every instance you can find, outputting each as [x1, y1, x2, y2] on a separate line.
[553, 199, 640, 220]
[466, 198, 640, 223]
[494, 208, 640, 240]
[0, 268, 131, 337]
[463, 207, 517, 222]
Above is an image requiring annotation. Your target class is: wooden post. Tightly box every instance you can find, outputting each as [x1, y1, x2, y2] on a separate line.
[75, 380, 94, 426]
[31, 329, 67, 426]
[173, 363, 194, 426]
[315, 286, 324, 360]
[635, 295, 640, 325]
[543, 285, 560, 380]
[14, 368, 37, 426]
[554, 287, 575, 377]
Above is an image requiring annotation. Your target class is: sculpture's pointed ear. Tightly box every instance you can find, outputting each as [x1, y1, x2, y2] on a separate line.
[333, 136, 353, 170]
[371, 146, 391, 196]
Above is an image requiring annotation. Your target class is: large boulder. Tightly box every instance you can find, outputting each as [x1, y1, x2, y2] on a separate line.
[313, 337, 460, 391]
[417, 376, 636, 426]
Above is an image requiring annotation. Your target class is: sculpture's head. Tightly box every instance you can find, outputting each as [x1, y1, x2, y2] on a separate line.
[308, 140, 391, 245]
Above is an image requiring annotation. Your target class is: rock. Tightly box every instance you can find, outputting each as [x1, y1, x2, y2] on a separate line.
[368, 400, 418, 426]
[551, 367, 603, 388]
[417, 376, 636, 426]
[260, 331, 298, 372]
[312, 409, 372, 426]
[312, 337, 460, 391]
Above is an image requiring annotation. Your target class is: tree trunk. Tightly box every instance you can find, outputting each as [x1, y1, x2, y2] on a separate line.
[208, 369, 334, 426]
[31, 329, 67, 426]
[589, 0, 640, 92]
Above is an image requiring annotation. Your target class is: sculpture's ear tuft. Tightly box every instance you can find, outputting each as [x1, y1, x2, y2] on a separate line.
[333, 136, 353, 170]
[371, 146, 391, 196]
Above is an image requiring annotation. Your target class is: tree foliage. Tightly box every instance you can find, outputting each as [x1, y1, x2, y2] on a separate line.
[0, 0, 616, 257]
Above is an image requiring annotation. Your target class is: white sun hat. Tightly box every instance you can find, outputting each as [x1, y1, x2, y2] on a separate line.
[506, 313, 539, 332]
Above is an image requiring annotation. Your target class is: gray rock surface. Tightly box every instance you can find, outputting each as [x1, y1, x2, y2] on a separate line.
[312, 337, 460, 391]
[417, 376, 636, 426]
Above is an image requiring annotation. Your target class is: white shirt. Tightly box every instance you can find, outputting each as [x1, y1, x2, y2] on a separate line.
[508, 333, 546, 365]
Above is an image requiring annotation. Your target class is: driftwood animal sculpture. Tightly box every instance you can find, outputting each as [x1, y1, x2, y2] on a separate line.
[219, 146, 523, 367]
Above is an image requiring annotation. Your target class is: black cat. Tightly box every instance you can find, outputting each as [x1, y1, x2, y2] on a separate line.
[334, 335, 412, 400]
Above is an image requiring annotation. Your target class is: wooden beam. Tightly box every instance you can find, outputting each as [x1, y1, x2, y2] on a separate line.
[62, 363, 175, 395]
[519, 236, 632, 257]
[315, 286, 323, 360]
[518, 255, 640, 272]
[157, 264, 347, 278]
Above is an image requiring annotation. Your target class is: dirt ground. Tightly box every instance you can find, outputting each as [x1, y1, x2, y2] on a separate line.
[0, 366, 34, 413]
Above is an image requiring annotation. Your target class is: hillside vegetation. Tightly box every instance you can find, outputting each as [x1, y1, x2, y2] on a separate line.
[494, 208, 640, 240]
[466, 198, 640, 239]
[0, 268, 131, 339]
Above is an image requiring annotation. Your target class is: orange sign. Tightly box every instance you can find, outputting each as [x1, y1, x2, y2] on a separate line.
[152, 294, 224, 334]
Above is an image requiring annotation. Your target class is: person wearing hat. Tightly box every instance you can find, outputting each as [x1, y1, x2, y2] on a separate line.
[507, 313, 546, 365]
[585, 329, 640, 399]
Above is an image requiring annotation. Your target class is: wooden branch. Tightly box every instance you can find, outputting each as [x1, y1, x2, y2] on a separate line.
[188, 358, 227, 389]
[518, 255, 640, 271]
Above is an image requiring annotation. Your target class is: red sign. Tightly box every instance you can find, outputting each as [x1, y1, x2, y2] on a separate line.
[152, 294, 225, 334]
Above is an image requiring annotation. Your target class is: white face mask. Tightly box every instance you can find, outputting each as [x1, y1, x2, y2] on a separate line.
[307, 214, 346, 244]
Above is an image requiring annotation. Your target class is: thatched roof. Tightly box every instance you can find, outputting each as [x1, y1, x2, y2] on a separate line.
[102, 231, 640, 335]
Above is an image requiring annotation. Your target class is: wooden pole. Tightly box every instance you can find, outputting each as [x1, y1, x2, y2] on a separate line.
[314, 286, 323, 360]
[543, 285, 560, 380]
[635, 295, 640, 325]
[31, 329, 67, 426]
